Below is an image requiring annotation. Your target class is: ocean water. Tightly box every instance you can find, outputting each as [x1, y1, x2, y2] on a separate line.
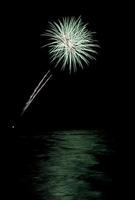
[15, 130, 114, 200]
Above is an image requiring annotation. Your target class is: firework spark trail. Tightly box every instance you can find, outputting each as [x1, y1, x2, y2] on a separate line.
[28, 69, 51, 102]
[21, 72, 52, 115]
[27, 73, 52, 105]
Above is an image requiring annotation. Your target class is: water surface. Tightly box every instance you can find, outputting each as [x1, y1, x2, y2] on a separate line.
[17, 130, 113, 200]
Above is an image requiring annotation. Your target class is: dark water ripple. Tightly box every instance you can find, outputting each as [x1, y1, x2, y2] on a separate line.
[20, 130, 112, 200]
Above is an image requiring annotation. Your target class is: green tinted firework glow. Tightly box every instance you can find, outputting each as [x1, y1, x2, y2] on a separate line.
[43, 16, 98, 73]
[22, 17, 98, 114]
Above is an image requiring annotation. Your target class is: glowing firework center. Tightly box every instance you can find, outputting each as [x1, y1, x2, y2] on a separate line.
[63, 34, 76, 52]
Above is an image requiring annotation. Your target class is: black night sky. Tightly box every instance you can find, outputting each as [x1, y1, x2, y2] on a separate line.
[7, 1, 123, 133]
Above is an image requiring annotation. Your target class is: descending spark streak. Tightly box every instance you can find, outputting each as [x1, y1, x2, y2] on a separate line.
[29, 69, 51, 102]
[27, 74, 52, 105]
[21, 72, 52, 115]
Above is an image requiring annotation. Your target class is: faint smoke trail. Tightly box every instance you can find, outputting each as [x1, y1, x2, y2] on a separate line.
[21, 70, 52, 115]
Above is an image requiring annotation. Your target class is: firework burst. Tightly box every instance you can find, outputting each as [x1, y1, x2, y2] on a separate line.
[21, 17, 98, 114]
[43, 16, 98, 73]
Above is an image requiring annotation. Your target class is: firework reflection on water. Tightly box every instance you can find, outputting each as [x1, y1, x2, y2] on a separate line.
[31, 130, 111, 200]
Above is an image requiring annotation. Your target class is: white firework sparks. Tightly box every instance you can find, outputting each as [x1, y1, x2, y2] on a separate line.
[43, 16, 98, 73]
[21, 17, 99, 114]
